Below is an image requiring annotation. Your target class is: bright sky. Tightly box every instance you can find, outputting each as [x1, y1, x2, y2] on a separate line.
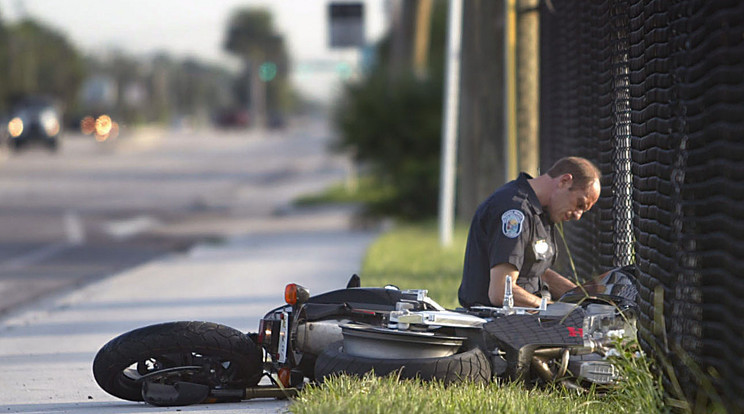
[0, 0, 389, 101]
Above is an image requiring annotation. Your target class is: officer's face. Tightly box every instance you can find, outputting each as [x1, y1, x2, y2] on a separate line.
[549, 176, 600, 223]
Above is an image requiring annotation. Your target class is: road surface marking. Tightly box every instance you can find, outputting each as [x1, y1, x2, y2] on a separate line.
[65, 210, 86, 244]
[104, 215, 160, 240]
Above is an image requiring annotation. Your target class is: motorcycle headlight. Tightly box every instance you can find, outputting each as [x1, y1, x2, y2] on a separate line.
[8, 117, 23, 138]
[257, 318, 281, 357]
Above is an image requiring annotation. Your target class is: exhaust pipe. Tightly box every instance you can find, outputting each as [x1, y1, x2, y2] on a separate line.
[531, 348, 570, 382]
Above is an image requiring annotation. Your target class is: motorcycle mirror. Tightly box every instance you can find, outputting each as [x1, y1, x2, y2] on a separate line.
[285, 283, 310, 305]
[346, 274, 361, 288]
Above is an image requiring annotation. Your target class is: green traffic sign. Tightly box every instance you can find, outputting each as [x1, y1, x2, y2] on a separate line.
[259, 62, 277, 82]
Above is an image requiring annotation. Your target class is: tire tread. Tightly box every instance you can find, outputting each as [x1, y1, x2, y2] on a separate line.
[92, 321, 261, 402]
[314, 342, 491, 384]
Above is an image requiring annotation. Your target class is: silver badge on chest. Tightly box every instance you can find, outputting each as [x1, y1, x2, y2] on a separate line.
[533, 239, 551, 261]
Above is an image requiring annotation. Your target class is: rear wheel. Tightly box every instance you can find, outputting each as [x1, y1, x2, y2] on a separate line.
[314, 341, 491, 384]
[92, 321, 262, 402]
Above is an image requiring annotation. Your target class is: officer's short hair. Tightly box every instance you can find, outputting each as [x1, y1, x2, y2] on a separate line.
[546, 157, 601, 189]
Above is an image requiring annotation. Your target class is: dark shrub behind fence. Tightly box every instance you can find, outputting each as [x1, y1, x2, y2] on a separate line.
[540, 0, 743, 410]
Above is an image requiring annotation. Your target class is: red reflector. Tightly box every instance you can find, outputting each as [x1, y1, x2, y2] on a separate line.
[352, 309, 376, 315]
[257, 320, 265, 344]
[278, 367, 291, 387]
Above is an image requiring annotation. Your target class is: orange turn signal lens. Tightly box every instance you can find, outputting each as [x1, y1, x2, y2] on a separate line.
[285, 284, 298, 305]
[285, 283, 310, 305]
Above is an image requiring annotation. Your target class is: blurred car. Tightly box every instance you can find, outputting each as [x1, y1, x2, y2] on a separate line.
[268, 111, 286, 129]
[213, 107, 250, 129]
[7, 97, 62, 152]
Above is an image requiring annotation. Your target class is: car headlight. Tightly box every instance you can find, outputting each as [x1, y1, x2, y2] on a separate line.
[8, 117, 23, 138]
[95, 115, 113, 136]
[40, 109, 60, 136]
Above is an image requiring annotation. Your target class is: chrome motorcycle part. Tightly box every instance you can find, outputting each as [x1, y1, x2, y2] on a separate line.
[389, 309, 486, 329]
[294, 319, 349, 356]
[278, 311, 290, 363]
[340, 323, 465, 359]
[577, 360, 617, 384]
[531, 347, 570, 382]
[400, 289, 446, 311]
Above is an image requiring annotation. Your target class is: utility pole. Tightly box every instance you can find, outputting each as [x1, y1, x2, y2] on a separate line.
[248, 53, 267, 130]
[413, 0, 433, 79]
[390, 0, 416, 76]
[516, 0, 540, 176]
[438, 0, 463, 246]
[504, 0, 518, 181]
[455, 1, 507, 221]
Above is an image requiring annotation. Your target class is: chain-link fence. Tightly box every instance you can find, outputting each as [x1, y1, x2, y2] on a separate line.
[539, 0, 743, 410]
[539, 0, 632, 278]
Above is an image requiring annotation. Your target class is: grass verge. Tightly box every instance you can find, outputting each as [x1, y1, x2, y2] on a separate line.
[289, 222, 668, 414]
[294, 176, 395, 207]
[359, 221, 468, 309]
[293, 374, 616, 414]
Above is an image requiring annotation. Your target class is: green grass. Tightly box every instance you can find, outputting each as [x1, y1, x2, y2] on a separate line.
[289, 222, 669, 414]
[360, 221, 468, 309]
[293, 374, 617, 414]
[294, 176, 395, 207]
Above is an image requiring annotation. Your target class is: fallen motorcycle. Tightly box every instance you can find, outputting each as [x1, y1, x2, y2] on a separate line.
[92, 267, 638, 406]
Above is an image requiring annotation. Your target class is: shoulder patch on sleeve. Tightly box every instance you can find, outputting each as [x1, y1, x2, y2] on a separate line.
[501, 209, 525, 239]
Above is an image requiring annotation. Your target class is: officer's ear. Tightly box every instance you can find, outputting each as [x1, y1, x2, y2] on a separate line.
[558, 173, 573, 189]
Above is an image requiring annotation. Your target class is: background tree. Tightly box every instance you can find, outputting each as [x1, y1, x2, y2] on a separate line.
[69, 48, 238, 128]
[223, 8, 291, 127]
[5, 19, 85, 110]
[334, 0, 447, 220]
[0, 11, 10, 113]
[0, 7, 270, 129]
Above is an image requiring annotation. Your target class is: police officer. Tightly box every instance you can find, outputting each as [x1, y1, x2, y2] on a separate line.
[458, 157, 601, 308]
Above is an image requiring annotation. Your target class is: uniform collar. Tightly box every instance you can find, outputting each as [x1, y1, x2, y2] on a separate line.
[517, 172, 545, 217]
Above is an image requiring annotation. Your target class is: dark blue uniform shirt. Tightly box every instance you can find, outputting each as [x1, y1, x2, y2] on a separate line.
[458, 173, 557, 307]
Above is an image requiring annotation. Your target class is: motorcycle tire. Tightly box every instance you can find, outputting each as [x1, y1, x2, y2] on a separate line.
[92, 321, 262, 402]
[314, 341, 491, 385]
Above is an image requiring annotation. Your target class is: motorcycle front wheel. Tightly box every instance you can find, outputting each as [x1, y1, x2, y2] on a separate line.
[92, 321, 262, 402]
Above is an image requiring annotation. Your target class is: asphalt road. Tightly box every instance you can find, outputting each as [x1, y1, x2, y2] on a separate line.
[0, 117, 354, 315]
[0, 116, 378, 413]
[0, 202, 376, 414]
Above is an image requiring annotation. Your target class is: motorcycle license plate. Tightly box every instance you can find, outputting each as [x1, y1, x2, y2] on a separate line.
[278, 311, 290, 363]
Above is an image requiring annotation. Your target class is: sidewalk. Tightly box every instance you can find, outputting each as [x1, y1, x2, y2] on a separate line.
[0, 205, 378, 413]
